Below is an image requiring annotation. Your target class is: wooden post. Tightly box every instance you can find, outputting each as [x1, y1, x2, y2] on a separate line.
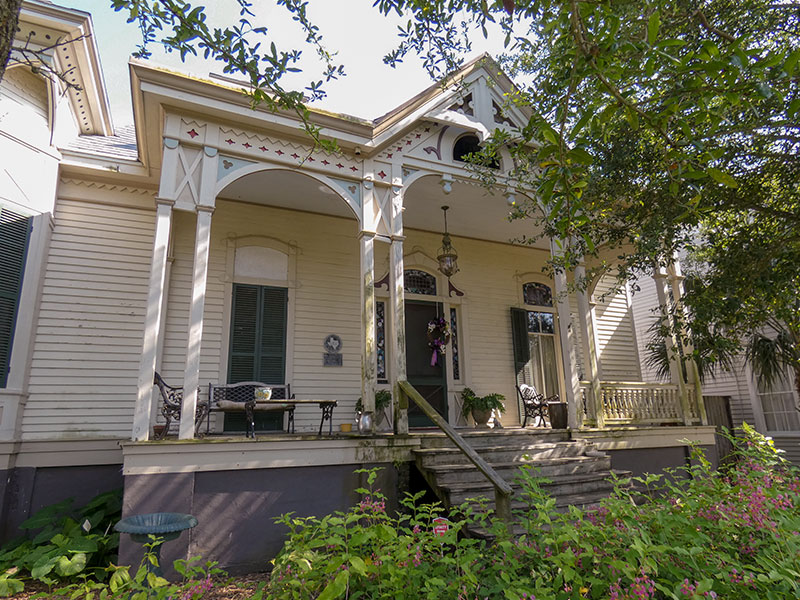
[133, 199, 173, 441]
[359, 231, 377, 431]
[180, 206, 213, 439]
[389, 181, 408, 435]
[653, 266, 692, 425]
[551, 239, 582, 429]
[575, 263, 604, 428]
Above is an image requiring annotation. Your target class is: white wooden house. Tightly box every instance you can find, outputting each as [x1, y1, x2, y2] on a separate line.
[0, 0, 733, 572]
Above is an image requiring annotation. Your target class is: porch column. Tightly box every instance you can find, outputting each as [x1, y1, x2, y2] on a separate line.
[133, 198, 173, 441]
[551, 240, 581, 429]
[668, 260, 706, 424]
[389, 182, 408, 435]
[359, 231, 378, 432]
[180, 206, 214, 439]
[575, 263, 604, 428]
[653, 266, 692, 425]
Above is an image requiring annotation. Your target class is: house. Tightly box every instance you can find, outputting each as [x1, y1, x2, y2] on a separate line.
[1, 0, 720, 573]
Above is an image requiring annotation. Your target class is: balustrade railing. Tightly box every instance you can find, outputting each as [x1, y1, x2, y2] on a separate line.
[580, 381, 702, 425]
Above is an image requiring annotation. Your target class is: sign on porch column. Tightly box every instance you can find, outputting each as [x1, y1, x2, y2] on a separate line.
[133, 199, 173, 441]
[180, 206, 214, 439]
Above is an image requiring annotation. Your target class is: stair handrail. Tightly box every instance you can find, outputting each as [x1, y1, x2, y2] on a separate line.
[397, 380, 513, 524]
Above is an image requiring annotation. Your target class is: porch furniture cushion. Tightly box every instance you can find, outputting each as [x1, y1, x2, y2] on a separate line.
[208, 382, 293, 438]
[517, 383, 557, 428]
[153, 372, 209, 439]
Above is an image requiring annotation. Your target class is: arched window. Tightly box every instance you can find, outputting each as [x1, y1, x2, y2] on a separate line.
[522, 282, 553, 307]
[453, 134, 500, 169]
[404, 269, 437, 296]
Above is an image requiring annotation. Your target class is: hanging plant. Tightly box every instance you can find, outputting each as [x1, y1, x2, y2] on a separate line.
[427, 317, 451, 366]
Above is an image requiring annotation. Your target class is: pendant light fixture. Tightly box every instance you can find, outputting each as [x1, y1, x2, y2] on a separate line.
[437, 205, 459, 278]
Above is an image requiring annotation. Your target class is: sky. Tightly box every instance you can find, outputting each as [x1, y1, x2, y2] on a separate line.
[59, 1, 512, 128]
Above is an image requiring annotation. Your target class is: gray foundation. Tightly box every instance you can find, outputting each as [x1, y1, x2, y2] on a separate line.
[120, 464, 400, 576]
[606, 444, 719, 477]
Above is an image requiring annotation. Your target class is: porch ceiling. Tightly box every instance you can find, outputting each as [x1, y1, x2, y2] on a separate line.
[218, 170, 358, 220]
[403, 175, 549, 249]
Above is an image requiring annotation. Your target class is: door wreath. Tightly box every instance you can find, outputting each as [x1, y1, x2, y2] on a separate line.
[427, 317, 451, 366]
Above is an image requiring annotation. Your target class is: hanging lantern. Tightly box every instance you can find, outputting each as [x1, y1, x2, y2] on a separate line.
[437, 206, 459, 278]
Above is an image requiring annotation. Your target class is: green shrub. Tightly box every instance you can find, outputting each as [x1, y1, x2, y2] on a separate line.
[0, 489, 122, 592]
[265, 425, 800, 599]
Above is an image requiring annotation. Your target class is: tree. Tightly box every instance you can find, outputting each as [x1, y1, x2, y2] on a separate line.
[375, 0, 799, 393]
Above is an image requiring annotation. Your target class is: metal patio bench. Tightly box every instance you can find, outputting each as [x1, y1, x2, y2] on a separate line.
[153, 372, 209, 439]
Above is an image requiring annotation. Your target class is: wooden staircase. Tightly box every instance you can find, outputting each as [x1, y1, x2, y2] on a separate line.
[413, 428, 623, 533]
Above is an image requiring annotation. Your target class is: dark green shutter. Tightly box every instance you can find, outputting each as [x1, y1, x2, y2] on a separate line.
[510, 307, 530, 376]
[0, 208, 31, 388]
[228, 283, 287, 384]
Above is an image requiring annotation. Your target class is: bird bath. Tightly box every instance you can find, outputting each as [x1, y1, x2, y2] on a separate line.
[115, 513, 198, 577]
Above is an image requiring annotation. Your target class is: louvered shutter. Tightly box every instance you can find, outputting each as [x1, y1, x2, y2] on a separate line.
[259, 287, 287, 383]
[510, 307, 530, 376]
[0, 208, 31, 388]
[228, 284, 259, 382]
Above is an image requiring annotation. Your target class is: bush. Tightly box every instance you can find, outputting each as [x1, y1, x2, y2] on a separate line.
[265, 425, 800, 599]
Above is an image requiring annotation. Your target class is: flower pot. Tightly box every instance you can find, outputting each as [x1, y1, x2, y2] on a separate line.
[471, 408, 492, 428]
[548, 402, 568, 429]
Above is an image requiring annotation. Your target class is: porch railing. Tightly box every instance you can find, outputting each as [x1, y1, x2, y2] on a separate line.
[397, 380, 513, 525]
[581, 381, 701, 425]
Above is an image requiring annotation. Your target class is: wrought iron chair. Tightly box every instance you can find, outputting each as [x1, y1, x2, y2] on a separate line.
[517, 383, 551, 428]
[153, 372, 209, 439]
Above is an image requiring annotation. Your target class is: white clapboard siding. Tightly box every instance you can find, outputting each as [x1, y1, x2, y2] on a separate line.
[704, 355, 757, 427]
[629, 276, 668, 383]
[593, 274, 642, 381]
[22, 198, 154, 439]
[770, 435, 800, 467]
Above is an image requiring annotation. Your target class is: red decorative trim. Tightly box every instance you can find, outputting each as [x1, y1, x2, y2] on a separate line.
[423, 125, 449, 161]
[307, 156, 315, 162]
[387, 153, 393, 159]
[225, 138, 235, 145]
[374, 272, 390, 292]
[378, 170, 387, 179]
[322, 159, 330, 165]
[258, 146, 268, 152]
[275, 149, 284, 155]
[406, 140, 412, 145]
[336, 163, 344, 169]
[187, 129, 199, 138]
[291, 153, 300, 159]
[350, 166, 358, 172]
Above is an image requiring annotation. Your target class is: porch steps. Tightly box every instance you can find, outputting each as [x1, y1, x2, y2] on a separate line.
[412, 428, 625, 536]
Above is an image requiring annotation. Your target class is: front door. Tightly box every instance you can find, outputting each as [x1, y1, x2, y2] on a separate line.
[405, 300, 448, 427]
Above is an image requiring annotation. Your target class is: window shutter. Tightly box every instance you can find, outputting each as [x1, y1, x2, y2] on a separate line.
[0, 208, 31, 388]
[510, 307, 530, 375]
[229, 284, 259, 382]
[228, 283, 287, 384]
[259, 286, 287, 384]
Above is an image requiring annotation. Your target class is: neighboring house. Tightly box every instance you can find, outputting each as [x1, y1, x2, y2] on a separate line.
[630, 274, 800, 465]
[1, 0, 718, 572]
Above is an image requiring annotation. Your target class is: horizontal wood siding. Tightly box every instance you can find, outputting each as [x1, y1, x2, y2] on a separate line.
[23, 198, 154, 439]
[770, 435, 800, 466]
[629, 276, 667, 383]
[594, 274, 642, 381]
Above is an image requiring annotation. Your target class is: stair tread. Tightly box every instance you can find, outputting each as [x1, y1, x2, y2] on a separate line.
[414, 441, 592, 455]
[424, 455, 606, 473]
[441, 470, 618, 493]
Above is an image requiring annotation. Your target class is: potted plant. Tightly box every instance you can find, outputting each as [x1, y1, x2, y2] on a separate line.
[460, 387, 505, 428]
[356, 389, 392, 428]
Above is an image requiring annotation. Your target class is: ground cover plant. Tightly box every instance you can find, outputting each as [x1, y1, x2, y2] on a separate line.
[266, 425, 800, 599]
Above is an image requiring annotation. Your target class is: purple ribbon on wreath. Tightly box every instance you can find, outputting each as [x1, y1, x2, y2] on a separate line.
[427, 317, 451, 367]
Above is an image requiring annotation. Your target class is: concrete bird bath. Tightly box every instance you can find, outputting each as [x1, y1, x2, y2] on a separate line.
[115, 513, 198, 577]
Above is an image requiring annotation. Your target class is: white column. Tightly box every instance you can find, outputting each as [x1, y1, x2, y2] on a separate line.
[179, 206, 214, 439]
[551, 240, 581, 429]
[668, 260, 706, 424]
[359, 231, 377, 431]
[133, 199, 174, 441]
[389, 183, 408, 434]
[653, 266, 692, 425]
[575, 263, 603, 428]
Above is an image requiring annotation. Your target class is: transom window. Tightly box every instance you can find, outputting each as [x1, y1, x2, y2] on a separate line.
[523, 282, 553, 307]
[404, 269, 437, 296]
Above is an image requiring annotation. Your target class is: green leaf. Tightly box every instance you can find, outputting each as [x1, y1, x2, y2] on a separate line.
[55, 552, 87, 577]
[317, 570, 348, 600]
[647, 11, 660, 45]
[788, 98, 800, 117]
[567, 147, 593, 165]
[708, 168, 738, 188]
[30, 555, 59, 580]
[349, 556, 367, 576]
[785, 49, 800, 74]
[0, 575, 24, 597]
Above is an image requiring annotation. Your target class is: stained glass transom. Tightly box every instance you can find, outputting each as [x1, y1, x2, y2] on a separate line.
[523, 282, 553, 307]
[405, 269, 437, 296]
[376, 301, 387, 382]
[450, 307, 460, 380]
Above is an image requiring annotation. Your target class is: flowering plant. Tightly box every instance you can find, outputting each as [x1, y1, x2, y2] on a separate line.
[426, 317, 451, 366]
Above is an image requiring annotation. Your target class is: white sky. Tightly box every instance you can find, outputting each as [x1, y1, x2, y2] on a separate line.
[60, 1, 511, 127]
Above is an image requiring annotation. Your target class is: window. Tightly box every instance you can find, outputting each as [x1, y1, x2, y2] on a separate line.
[511, 303, 559, 399]
[226, 283, 288, 431]
[523, 282, 553, 307]
[404, 269, 437, 296]
[0, 207, 31, 388]
[757, 371, 800, 432]
[377, 300, 387, 383]
[453, 134, 500, 169]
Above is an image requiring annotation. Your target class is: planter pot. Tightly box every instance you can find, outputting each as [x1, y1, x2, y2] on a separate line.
[548, 402, 568, 429]
[152, 425, 166, 439]
[340, 423, 352, 433]
[471, 408, 492, 428]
